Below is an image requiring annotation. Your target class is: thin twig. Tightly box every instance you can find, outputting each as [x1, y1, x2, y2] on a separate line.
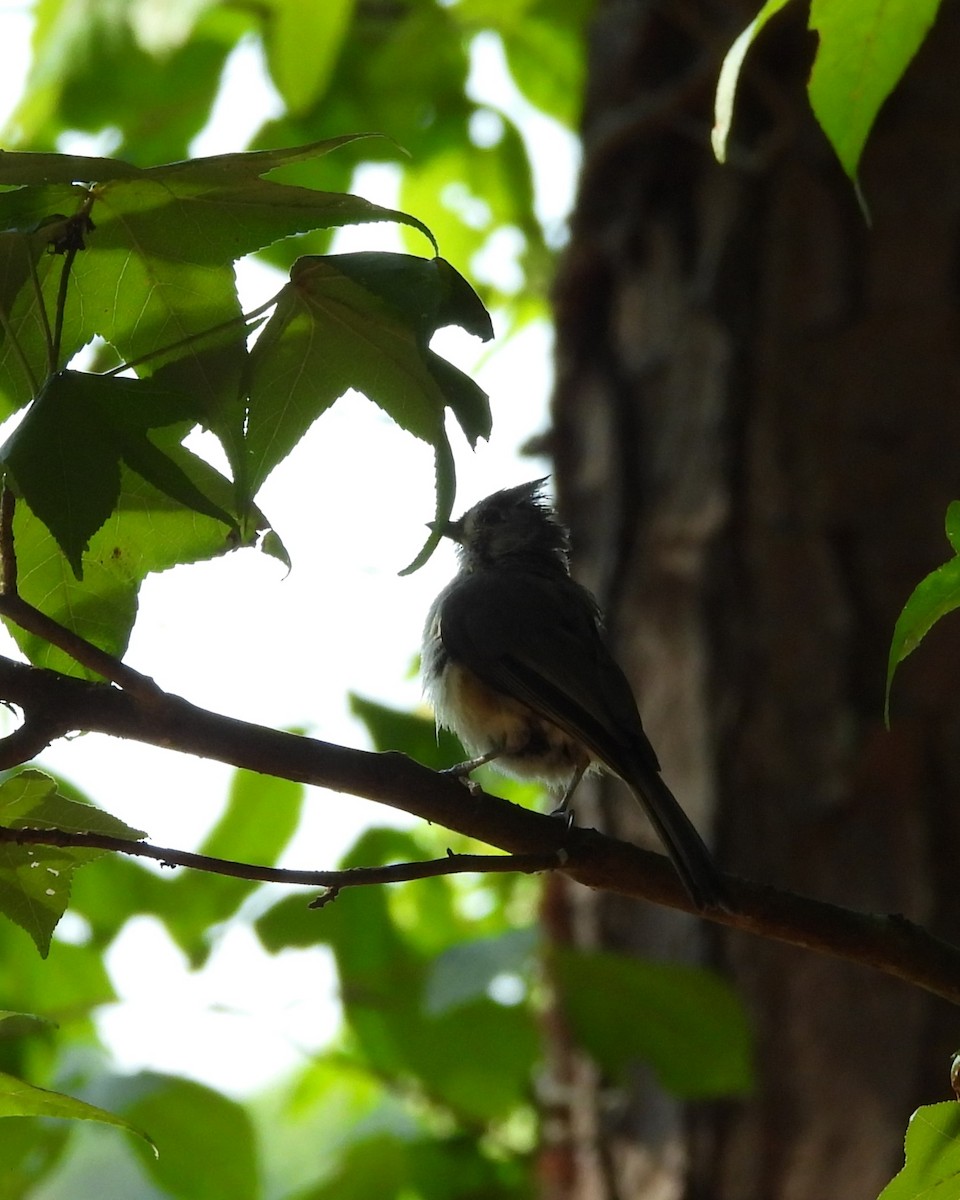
[0, 488, 17, 592]
[103, 291, 281, 379]
[1, 824, 559, 888]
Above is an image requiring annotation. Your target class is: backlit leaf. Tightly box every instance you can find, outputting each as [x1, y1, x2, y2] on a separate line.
[554, 947, 753, 1098]
[0, 769, 144, 954]
[0, 1071, 154, 1152]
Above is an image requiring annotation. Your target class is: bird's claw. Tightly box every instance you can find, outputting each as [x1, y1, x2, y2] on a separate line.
[550, 803, 575, 830]
[440, 763, 473, 778]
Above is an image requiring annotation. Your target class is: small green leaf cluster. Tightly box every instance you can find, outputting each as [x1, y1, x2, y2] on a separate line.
[0, 768, 144, 956]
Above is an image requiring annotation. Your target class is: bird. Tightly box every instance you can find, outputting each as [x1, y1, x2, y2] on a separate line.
[421, 478, 724, 910]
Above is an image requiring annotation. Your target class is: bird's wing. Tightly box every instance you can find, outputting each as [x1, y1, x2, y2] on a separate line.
[438, 571, 659, 779]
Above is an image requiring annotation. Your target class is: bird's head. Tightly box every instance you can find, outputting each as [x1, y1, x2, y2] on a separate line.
[434, 479, 570, 572]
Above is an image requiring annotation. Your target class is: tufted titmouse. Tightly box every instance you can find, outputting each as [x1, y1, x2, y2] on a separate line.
[422, 479, 723, 910]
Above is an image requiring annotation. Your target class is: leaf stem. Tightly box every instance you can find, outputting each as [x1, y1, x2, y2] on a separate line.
[0, 488, 17, 592]
[103, 290, 283, 379]
[51, 245, 77, 370]
[50, 192, 98, 370]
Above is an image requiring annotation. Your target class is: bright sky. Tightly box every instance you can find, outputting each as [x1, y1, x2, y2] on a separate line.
[0, 14, 580, 1092]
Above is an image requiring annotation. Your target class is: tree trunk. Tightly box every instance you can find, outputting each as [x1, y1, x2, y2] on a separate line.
[546, 2, 960, 1197]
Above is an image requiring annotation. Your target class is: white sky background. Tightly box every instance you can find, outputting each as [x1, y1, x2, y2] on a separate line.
[0, 12, 580, 1091]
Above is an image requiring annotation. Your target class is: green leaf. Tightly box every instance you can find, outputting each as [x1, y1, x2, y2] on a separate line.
[60, 766, 304, 962]
[1, 371, 234, 576]
[0, 841, 76, 956]
[878, 1102, 960, 1199]
[69, 180, 245, 387]
[255, 1058, 398, 1197]
[2, 372, 122, 576]
[299, 1132, 409, 1200]
[310, 1130, 531, 1200]
[424, 928, 537, 1015]
[261, 825, 537, 1122]
[262, 0, 356, 114]
[101, 1072, 255, 1199]
[0, 223, 72, 417]
[349, 693, 466, 771]
[161, 768, 305, 967]
[0, 1102, 72, 1196]
[808, 0, 943, 182]
[0, 1071, 155, 1152]
[200, 763, 305, 866]
[257, 4, 469, 179]
[0, 1009, 55, 1038]
[6, 438, 248, 675]
[242, 252, 491, 501]
[5, 0, 247, 164]
[554, 947, 753, 1098]
[68, 854, 172, 950]
[0, 154, 146, 187]
[712, 0, 795, 163]
[0, 228, 51, 373]
[255, 891, 327, 952]
[144, 135, 382, 186]
[0, 770, 143, 839]
[256, 826, 424, 952]
[945, 500, 960, 554]
[713, 0, 943, 182]
[885, 506, 960, 722]
[403, 1134, 531, 1200]
[397, 113, 545, 312]
[0, 769, 144, 955]
[0, 928, 116, 1018]
[501, 15, 585, 127]
[405, 996, 539, 1121]
[398, 434, 458, 576]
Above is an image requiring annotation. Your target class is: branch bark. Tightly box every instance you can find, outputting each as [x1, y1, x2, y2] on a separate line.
[1, 653, 960, 1004]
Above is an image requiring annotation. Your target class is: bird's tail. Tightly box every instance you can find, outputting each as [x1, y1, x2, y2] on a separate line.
[628, 769, 725, 910]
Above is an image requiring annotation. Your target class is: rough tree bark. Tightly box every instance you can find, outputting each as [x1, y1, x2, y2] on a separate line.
[546, 2, 960, 1198]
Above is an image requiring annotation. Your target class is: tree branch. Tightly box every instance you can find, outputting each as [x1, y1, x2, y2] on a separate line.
[0, 652, 958, 1005]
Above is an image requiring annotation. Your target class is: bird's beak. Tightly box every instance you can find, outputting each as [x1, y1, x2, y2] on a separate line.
[426, 517, 464, 543]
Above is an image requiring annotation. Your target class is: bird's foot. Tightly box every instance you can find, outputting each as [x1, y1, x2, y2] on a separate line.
[440, 749, 501, 781]
[549, 801, 576, 830]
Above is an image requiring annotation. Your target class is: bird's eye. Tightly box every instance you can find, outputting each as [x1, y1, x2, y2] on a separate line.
[483, 507, 507, 525]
